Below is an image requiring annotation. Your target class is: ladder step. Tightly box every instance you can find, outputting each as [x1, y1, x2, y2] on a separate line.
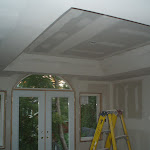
[102, 130, 110, 134]
[115, 135, 128, 140]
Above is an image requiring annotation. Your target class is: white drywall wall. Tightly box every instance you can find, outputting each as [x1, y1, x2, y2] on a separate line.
[0, 74, 23, 150]
[1, 74, 150, 150]
[112, 76, 150, 150]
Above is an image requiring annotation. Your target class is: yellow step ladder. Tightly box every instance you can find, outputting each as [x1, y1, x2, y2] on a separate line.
[90, 110, 132, 150]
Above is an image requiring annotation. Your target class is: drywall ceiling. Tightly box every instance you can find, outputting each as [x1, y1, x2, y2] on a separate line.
[4, 8, 150, 80]
[75, 67, 150, 81]
[0, 0, 72, 72]
[1, 0, 150, 80]
[1, 0, 150, 71]
[25, 8, 150, 60]
[4, 45, 150, 80]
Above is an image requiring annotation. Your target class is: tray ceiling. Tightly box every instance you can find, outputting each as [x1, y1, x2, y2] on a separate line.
[25, 8, 150, 60]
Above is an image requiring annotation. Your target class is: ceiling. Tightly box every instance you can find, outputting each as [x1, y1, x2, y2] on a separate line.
[25, 8, 150, 60]
[1, 1, 150, 80]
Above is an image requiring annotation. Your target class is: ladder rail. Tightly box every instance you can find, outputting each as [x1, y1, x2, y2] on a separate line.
[90, 115, 106, 150]
[108, 114, 117, 150]
[120, 114, 132, 150]
[105, 114, 117, 149]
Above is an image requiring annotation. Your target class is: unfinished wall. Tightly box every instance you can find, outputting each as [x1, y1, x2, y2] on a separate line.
[113, 80, 142, 119]
[2, 73, 150, 150]
[0, 74, 23, 150]
[112, 76, 150, 150]
[0, 74, 111, 150]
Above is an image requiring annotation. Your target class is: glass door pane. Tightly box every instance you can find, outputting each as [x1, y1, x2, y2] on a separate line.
[46, 91, 74, 150]
[19, 97, 38, 150]
[12, 91, 45, 150]
[52, 97, 69, 150]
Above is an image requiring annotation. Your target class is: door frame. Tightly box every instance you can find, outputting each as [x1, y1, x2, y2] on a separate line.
[11, 89, 75, 150]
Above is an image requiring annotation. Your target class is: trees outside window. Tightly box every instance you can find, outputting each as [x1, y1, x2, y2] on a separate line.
[80, 94, 101, 142]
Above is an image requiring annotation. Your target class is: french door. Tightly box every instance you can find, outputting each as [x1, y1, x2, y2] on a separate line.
[12, 90, 74, 150]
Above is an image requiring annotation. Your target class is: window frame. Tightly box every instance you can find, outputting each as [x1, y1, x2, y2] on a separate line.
[0, 91, 6, 149]
[79, 93, 102, 142]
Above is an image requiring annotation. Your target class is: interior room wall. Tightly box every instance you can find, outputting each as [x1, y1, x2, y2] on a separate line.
[0, 74, 24, 150]
[2, 73, 149, 150]
[0, 77, 11, 150]
[0, 74, 111, 150]
[112, 76, 150, 150]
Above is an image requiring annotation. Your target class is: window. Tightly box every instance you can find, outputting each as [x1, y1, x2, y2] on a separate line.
[16, 75, 71, 89]
[80, 93, 101, 141]
[0, 91, 6, 148]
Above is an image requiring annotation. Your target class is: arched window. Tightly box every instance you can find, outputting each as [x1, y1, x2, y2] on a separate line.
[16, 75, 71, 89]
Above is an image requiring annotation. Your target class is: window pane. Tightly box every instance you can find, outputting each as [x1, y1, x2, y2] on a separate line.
[16, 75, 70, 89]
[81, 96, 97, 137]
[19, 97, 39, 150]
[52, 97, 69, 150]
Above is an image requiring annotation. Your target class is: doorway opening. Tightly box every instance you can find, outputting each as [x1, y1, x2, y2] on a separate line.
[12, 75, 75, 150]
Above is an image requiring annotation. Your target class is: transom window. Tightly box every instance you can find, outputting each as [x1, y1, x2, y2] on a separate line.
[16, 75, 71, 89]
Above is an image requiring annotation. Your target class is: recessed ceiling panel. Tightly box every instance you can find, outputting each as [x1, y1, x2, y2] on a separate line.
[26, 8, 150, 60]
